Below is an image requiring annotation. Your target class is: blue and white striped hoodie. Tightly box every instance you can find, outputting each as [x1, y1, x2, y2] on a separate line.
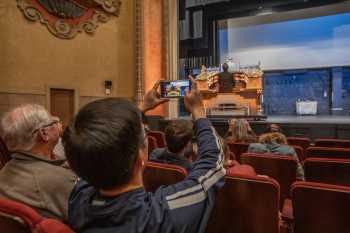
[68, 118, 225, 233]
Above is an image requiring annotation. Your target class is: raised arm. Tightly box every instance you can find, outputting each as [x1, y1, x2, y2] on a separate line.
[156, 76, 225, 233]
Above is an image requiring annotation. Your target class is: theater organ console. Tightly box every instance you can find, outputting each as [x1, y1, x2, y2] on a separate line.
[195, 64, 263, 116]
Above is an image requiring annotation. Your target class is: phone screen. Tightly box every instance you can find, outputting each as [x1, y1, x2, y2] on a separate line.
[160, 80, 191, 98]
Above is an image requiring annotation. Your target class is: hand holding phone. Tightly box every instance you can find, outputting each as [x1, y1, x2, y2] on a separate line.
[141, 80, 169, 112]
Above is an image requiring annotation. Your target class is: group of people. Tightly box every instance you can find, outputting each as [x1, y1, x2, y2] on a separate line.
[150, 117, 304, 181]
[0, 77, 225, 233]
[0, 76, 303, 233]
[225, 119, 304, 180]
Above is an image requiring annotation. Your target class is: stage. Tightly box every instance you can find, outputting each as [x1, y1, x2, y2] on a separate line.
[208, 115, 350, 141]
[264, 115, 350, 125]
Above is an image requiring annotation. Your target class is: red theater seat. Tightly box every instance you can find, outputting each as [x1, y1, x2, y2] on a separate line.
[147, 131, 166, 148]
[315, 139, 350, 148]
[292, 181, 350, 233]
[241, 153, 297, 210]
[291, 145, 305, 162]
[287, 137, 310, 151]
[226, 142, 249, 162]
[146, 135, 158, 155]
[143, 161, 187, 192]
[0, 198, 74, 233]
[226, 164, 257, 176]
[304, 157, 350, 186]
[306, 146, 350, 159]
[205, 174, 280, 233]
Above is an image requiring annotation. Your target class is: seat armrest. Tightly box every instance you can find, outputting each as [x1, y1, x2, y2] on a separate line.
[281, 199, 293, 222]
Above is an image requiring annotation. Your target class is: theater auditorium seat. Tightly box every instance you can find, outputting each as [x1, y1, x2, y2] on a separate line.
[146, 135, 158, 155]
[226, 142, 249, 162]
[287, 137, 310, 151]
[143, 161, 187, 192]
[0, 137, 10, 169]
[0, 198, 74, 233]
[205, 174, 280, 233]
[315, 138, 350, 148]
[304, 157, 350, 186]
[241, 153, 297, 210]
[147, 131, 166, 148]
[306, 147, 350, 159]
[292, 181, 350, 233]
[291, 145, 305, 162]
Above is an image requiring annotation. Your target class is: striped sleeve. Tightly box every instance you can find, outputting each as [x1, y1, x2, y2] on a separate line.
[156, 118, 225, 233]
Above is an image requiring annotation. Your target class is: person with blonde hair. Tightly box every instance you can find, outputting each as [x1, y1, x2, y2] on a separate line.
[225, 119, 257, 143]
[248, 132, 304, 180]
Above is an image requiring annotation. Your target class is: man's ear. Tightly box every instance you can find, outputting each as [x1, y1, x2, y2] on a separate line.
[139, 147, 148, 164]
[38, 129, 49, 142]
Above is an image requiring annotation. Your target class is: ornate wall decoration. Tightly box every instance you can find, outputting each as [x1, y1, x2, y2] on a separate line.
[17, 0, 122, 39]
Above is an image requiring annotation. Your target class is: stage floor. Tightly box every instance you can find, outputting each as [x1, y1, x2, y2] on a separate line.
[265, 115, 350, 125]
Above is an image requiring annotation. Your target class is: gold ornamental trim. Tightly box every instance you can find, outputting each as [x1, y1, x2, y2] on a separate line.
[17, 0, 122, 39]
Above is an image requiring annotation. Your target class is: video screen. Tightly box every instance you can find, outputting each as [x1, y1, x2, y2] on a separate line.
[160, 80, 191, 98]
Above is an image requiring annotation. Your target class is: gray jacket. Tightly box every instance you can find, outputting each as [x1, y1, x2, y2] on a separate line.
[0, 151, 77, 222]
[248, 143, 305, 180]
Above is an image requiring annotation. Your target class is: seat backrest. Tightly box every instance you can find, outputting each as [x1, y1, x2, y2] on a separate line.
[0, 198, 42, 231]
[291, 145, 305, 162]
[143, 161, 187, 192]
[146, 135, 158, 155]
[241, 153, 297, 209]
[292, 181, 350, 233]
[0, 137, 10, 169]
[147, 131, 166, 148]
[306, 146, 350, 159]
[0, 199, 74, 233]
[227, 142, 249, 162]
[315, 139, 350, 148]
[287, 137, 310, 151]
[36, 219, 75, 233]
[304, 157, 350, 186]
[205, 174, 280, 233]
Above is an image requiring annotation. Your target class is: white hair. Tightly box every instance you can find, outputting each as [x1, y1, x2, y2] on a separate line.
[0, 104, 51, 151]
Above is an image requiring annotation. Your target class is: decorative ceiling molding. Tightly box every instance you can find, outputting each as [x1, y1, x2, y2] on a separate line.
[17, 0, 122, 39]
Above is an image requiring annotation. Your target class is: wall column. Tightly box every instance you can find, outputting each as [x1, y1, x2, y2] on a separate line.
[166, 0, 180, 119]
[143, 0, 165, 115]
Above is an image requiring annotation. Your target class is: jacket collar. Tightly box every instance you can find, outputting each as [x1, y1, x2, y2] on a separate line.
[11, 151, 65, 165]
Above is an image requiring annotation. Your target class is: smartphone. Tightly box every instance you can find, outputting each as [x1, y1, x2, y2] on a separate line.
[160, 80, 191, 98]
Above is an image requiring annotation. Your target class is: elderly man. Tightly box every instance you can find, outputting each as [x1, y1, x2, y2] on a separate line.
[0, 104, 76, 222]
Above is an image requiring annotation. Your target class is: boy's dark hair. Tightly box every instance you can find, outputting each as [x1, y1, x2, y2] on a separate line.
[165, 120, 193, 153]
[62, 98, 143, 190]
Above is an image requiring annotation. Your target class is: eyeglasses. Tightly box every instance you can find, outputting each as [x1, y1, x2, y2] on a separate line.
[32, 116, 60, 135]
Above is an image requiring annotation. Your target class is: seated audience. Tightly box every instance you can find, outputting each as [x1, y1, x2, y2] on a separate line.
[0, 104, 77, 221]
[62, 78, 225, 233]
[225, 119, 257, 143]
[248, 132, 305, 180]
[149, 119, 193, 171]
